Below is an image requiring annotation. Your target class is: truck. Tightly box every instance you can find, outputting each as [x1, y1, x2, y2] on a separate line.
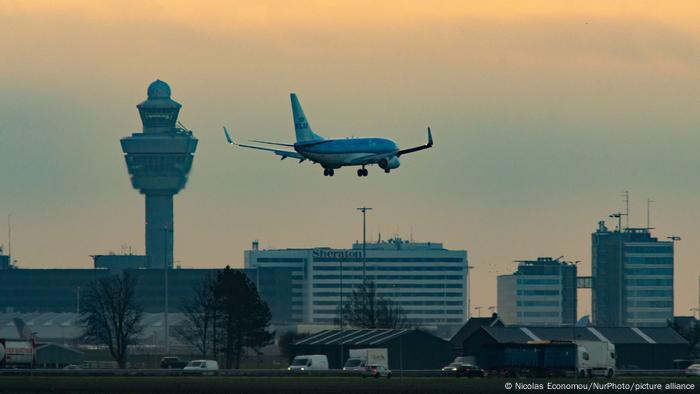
[574, 340, 616, 377]
[480, 340, 614, 378]
[343, 348, 389, 372]
[0, 339, 36, 369]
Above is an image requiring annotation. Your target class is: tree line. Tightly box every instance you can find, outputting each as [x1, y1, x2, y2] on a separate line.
[79, 266, 273, 369]
[79, 267, 407, 368]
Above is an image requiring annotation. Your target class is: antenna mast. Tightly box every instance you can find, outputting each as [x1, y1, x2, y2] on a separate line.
[647, 198, 654, 230]
[7, 214, 11, 264]
[623, 191, 630, 230]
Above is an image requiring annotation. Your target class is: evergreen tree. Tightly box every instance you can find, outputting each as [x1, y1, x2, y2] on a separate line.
[214, 266, 274, 368]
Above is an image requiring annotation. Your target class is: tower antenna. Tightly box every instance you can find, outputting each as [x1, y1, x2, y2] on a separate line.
[7, 214, 11, 264]
[647, 198, 654, 230]
[623, 191, 630, 229]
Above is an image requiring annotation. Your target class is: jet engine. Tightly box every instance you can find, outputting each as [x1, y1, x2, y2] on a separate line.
[378, 156, 400, 170]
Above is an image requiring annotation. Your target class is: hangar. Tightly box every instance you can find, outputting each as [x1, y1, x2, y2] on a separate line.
[457, 326, 688, 370]
[293, 329, 454, 370]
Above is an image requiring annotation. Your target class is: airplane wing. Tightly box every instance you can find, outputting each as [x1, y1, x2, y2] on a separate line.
[349, 127, 434, 165]
[223, 127, 306, 162]
[396, 127, 433, 157]
[349, 151, 396, 166]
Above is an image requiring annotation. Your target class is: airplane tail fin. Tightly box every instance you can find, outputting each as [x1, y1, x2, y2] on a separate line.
[13, 318, 36, 341]
[291, 93, 324, 143]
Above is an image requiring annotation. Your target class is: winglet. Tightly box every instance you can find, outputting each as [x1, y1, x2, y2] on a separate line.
[427, 127, 433, 147]
[223, 126, 235, 145]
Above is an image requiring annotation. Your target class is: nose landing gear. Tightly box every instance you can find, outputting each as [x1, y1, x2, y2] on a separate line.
[357, 168, 369, 177]
[323, 168, 335, 176]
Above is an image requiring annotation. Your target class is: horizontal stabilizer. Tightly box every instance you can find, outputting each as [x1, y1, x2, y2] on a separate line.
[223, 126, 305, 161]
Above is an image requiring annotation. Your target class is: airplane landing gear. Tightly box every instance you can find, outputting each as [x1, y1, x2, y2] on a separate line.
[384, 169, 390, 173]
[357, 168, 368, 177]
[323, 168, 335, 176]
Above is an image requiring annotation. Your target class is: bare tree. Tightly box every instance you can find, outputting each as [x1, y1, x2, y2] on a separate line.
[174, 273, 217, 358]
[337, 280, 407, 329]
[80, 271, 143, 368]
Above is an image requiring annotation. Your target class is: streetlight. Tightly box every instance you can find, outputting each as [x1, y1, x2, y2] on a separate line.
[668, 236, 681, 320]
[338, 255, 346, 368]
[162, 225, 173, 354]
[467, 265, 475, 319]
[356, 207, 372, 282]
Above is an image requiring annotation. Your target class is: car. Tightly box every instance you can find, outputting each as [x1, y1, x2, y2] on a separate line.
[183, 360, 219, 375]
[63, 364, 82, 370]
[342, 357, 367, 374]
[160, 356, 189, 369]
[685, 364, 700, 376]
[441, 362, 485, 378]
[362, 364, 392, 379]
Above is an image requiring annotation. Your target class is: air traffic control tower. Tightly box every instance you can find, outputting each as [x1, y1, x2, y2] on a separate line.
[120, 80, 197, 268]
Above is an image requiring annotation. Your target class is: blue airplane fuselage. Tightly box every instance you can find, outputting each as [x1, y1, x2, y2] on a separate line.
[295, 137, 398, 168]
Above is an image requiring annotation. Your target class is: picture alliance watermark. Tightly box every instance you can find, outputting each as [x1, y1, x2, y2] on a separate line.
[504, 381, 696, 391]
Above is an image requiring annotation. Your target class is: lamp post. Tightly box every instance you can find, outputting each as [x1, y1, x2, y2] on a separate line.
[339, 256, 345, 368]
[668, 236, 681, 320]
[356, 207, 372, 282]
[467, 265, 475, 319]
[163, 225, 173, 354]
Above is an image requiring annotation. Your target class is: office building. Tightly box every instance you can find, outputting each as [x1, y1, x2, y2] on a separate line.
[497, 257, 577, 326]
[592, 221, 674, 327]
[245, 237, 469, 332]
[0, 253, 9, 270]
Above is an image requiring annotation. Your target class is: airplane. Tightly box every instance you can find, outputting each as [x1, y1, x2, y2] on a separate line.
[223, 93, 433, 177]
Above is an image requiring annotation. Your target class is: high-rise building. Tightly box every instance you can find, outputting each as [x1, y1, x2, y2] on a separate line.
[0, 253, 9, 270]
[120, 80, 197, 269]
[497, 257, 577, 326]
[592, 221, 674, 327]
[245, 238, 469, 333]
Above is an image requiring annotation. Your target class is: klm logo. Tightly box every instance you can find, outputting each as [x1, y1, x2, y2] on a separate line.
[296, 116, 308, 129]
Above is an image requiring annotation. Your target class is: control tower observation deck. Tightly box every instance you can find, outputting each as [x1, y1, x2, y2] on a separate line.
[120, 80, 197, 268]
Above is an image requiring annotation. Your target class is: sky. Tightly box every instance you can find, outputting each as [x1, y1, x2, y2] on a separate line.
[1, 0, 700, 318]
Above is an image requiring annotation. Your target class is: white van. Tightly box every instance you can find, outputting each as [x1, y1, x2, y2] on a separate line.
[288, 355, 329, 372]
[184, 359, 219, 375]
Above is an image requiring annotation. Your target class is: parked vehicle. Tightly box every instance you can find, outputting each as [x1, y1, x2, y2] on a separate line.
[160, 356, 189, 369]
[63, 364, 82, 370]
[685, 364, 700, 376]
[480, 340, 615, 378]
[574, 340, 616, 378]
[362, 364, 392, 378]
[0, 339, 36, 369]
[441, 362, 485, 377]
[183, 360, 219, 375]
[288, 354, 329, 372]
[343, 348, 388, 373]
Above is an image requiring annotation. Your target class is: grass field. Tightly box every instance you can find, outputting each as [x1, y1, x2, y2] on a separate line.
[0, 376, 698, 394]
